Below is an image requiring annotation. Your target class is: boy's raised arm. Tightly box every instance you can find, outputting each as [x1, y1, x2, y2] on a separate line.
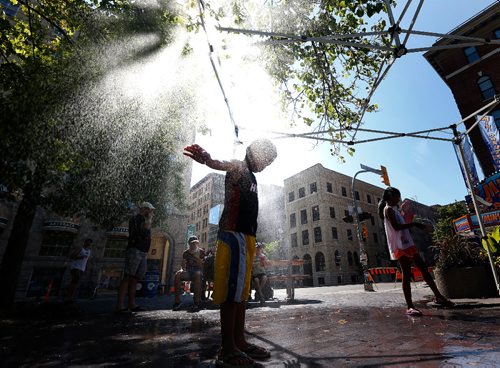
[183, 144, 239, 171]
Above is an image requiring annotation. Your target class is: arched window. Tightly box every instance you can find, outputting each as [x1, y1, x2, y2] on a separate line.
[315, 252, 326, 271]
[477, 75, 496, 100]
[334, 250, 341, 266]
[347, 251, 353, 266]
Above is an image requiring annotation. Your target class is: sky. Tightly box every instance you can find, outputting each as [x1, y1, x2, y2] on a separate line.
[189, 0, 496, 206]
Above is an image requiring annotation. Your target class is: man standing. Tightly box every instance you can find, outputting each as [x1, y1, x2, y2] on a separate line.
[66, 238, 92, 302]
[172, 235, 206, 312]
[115, 201, 154, 313]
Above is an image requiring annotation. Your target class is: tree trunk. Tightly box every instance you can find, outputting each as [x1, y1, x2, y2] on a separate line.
[0, 189, 38, 310]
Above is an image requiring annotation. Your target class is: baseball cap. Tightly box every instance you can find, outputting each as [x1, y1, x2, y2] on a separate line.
[256, 242, 264, 248]
[140, 201, 155, 210]
[188, 236, 199, 244]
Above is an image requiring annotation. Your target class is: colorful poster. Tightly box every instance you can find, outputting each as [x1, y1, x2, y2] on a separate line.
[475, 172, 500, 210]
[453, 133, 479, 187]
[478, 115, 500, 171]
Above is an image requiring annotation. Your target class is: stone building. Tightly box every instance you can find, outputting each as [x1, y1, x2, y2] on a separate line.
[284, 164, 389, 287]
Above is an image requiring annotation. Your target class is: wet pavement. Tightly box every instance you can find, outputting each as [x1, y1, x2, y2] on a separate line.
[1, 282, 500, 367]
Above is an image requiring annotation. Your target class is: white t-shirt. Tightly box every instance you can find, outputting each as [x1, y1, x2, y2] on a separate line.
[383, 205, 414, 260]
[71, 247, 91, 272]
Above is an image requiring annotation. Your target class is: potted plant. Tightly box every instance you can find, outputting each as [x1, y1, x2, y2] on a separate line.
[432, 235, 496, 298]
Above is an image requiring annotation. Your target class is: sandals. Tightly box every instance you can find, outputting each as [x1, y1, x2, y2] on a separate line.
[215, 351, 264, 368]
[406, 308, 423, 316]
[242, 344, 271, 360]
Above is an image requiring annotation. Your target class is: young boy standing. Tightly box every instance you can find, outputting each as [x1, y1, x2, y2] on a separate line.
[184, 139, 277, 367]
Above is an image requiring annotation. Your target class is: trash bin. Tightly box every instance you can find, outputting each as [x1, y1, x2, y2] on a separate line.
[143, 271, 160, 298]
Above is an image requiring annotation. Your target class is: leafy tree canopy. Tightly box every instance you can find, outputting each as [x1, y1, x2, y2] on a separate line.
[433, 201, 467, 241]
[0, 0, 194, 228]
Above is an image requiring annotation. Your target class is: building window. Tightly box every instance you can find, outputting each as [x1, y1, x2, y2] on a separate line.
[39, 231, 75, 257]
[312, 205, 320, 221]
[464, 46, 480, 63]
[331, 227, 338, 240]
[0, 0, 20, 17]
[477, 75, 496, 100]
[291, 233, 298, 247]
[347, 229, 353, 241]
[354, 251, 360, 266]
[310, 182, 317, 194]
[334, 250, 341, 266]
[318, 277, 325, 285]
[351, 275, 357, 283]
[337, 275, 343, 284]
[495, 29, 500, 39]
[302, 230, 309, 245]
[373, 233, 378, 243]
[202, 232, 207, 242]
[314, 227, 322, 243]
[315, 252, 326, 271]
[290, 213, 296, 228]
[355, 191, 360, 200]
[288, 191, 295, 202]
[329, 206, 335, 218]
[300, 209, 308, 224]
[341, 186, 347, 197]
[367, 194, 372, 204]
[347, 251, 353, 266]
[203, 218, 208, 228]
[298, 187, 305, 198]
[104, 237, 128, 258]
[326, 182, 333, 193]
[493, 109, 500, 128]
[344, 209, 349, 217]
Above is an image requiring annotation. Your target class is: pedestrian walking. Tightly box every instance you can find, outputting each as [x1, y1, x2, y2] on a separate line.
[378, 186, 454, 316]
[115, 201, 154, 313]
[184, 139, 277, 367]
[66, 238, 93, 302]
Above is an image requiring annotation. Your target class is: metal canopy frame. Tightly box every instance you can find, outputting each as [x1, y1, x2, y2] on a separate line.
[214, 0, 499, 143]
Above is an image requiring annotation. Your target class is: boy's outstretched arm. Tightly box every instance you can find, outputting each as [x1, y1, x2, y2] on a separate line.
[183, 144, 238, 171]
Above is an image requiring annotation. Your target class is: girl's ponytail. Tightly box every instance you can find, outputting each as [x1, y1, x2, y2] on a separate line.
[378, 199, 387, 219]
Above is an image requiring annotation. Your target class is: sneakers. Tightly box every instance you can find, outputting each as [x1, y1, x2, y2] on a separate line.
[172, 302, 182, 311]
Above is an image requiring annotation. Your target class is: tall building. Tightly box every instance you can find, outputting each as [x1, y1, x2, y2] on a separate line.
[188, 173, 226, 252]
[284, 164, 388, 287]
[424, 3, 500, 177]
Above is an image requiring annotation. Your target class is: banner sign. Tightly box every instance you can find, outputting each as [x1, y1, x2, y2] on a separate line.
[42, 221, 80, 233]
[478, 115, 500, 171]
[453, 210, 500, 233]
[453, 134, 480, 187]
[106, 227, 129, 237]
[475, 171, 500, 210]
[453, 215, 471, 233]
[209, 204, 224, 225]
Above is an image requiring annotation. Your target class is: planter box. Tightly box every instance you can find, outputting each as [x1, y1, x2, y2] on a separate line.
[434, 266, 496, 299]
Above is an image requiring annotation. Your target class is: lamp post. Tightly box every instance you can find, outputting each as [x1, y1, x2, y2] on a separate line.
[352, 164, 384, 292]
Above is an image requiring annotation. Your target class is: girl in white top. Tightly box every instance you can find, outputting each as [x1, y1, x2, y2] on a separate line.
[378, 187, 454, 316]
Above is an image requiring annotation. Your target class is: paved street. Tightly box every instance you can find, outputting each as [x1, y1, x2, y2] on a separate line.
[1, 282, 500, 367]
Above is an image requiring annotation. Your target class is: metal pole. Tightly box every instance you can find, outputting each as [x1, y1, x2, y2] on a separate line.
[452, 127, 500, 294]
[352, 170, 374, 291]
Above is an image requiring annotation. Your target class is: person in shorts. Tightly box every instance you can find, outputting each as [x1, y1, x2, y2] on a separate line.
[172, 236, 206, 312]
[115, 201, 154, 313]
[66, 238, 92, 302]
[184, 139, 277, 367]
